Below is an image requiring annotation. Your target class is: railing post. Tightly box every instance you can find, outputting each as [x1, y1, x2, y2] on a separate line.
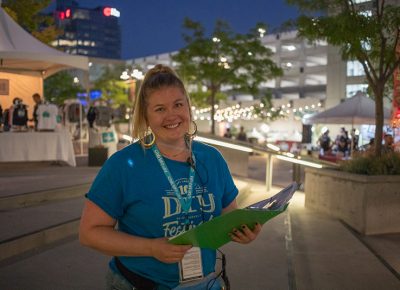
[265, 153, 273, 192]
[292, 163, 301, 184]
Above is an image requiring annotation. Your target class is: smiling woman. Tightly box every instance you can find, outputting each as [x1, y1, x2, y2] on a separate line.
[79, 64, 262, 290]
[134, 66, 192, 161]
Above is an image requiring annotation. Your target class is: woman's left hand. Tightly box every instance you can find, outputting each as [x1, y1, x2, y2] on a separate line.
[229, 223, 262, 244]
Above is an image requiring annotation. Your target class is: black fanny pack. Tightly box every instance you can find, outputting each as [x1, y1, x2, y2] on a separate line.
[115, 257, 158, 290]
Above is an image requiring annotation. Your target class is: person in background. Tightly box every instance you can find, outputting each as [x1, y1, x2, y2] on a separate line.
[318, 129, 331, 155]
[382, 134, 394, 154]
[79, 64, 262, 290]
[365, 137, 375, 153]
[31, 93, 42, 131]
[236, 126, 247, 142]
[223, 127, 233, 138]
[350, 129, 359, 152]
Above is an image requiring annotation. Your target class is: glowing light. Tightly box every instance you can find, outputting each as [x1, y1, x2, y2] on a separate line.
[276, 155, 323, 168]
[103, 7, 120, 17]
[266, 143, 280, 152]
[122, 134, 133, 142]
[195, 136, 253, 153]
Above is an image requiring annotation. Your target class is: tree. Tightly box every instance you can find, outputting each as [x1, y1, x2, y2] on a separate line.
[2, 0, 61, 44]
[286, 0, 400, 156]
[92, 65, 131, 107]
[253, 90, 283, 122]
[44, 71, 83, 105]
[172, 18, 283, 134]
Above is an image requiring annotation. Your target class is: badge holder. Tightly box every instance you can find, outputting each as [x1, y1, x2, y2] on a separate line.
[179, 247, 204, 283]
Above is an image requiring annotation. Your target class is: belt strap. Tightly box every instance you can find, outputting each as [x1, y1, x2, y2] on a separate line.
[114, 257, 158, 290]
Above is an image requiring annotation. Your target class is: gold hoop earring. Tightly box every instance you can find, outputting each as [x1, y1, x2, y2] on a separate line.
[141, 131, 155, 148]
[187, 121, 198, 138]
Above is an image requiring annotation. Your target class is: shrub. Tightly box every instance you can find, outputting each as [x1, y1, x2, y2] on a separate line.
[339, 152, 400, 175]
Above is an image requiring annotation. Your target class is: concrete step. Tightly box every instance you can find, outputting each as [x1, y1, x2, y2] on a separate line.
[0, 183, 90, 210]
[289, 194, 400, 290]
[0, 238, 110, 290]
[0, 196, 85, 262]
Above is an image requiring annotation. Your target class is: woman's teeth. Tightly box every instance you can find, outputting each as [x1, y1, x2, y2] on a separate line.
[165, 123, 179, 129]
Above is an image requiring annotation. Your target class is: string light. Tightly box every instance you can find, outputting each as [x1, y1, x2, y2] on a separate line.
[191, 101, 323, 122]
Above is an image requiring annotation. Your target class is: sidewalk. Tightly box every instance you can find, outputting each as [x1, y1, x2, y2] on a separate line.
[0, 161, 399, 289]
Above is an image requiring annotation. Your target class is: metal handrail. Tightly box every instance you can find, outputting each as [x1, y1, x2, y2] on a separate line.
[196, 133, 338, 191]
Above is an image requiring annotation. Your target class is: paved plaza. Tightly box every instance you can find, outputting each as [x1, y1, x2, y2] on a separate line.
[0, 156, 399, 290]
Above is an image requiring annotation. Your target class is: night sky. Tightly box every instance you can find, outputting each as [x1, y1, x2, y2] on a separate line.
[61, 0, 300, 59]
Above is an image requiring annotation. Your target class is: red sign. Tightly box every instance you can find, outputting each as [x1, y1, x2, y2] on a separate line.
[102, 7, 120, 17]
[103, 7, 112, 17]
[392, 44, 400, 128]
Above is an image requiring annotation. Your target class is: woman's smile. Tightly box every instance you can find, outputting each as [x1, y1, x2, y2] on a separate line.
[146, 86, 190, 147]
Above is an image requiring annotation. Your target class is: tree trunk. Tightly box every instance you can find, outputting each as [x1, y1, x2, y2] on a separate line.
[210, 88, 216, 135]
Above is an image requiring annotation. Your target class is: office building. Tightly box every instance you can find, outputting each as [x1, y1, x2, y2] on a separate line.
[51, 0, 121, 59]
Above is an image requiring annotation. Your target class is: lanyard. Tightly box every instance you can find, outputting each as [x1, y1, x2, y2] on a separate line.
[152, 145, 195, 228]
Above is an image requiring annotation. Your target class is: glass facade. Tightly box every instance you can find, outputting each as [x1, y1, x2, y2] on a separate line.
[52, 1, 121, 59]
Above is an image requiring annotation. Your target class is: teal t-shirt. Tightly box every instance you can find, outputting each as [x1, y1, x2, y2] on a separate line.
[86, 140, 238, 289]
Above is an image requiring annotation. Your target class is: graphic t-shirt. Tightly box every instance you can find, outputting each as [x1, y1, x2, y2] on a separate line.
[86, 141, 238, 289]
[37, 103, 59, 130]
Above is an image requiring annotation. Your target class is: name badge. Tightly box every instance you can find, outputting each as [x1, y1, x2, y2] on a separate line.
[179, 247, 204, 283]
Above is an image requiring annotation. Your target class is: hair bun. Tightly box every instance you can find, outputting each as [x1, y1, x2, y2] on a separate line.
[151, 64, 172, 74]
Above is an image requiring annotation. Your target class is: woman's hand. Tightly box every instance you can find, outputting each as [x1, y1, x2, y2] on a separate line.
[229, 223, 262, 244]
[150, 238, 192, 263]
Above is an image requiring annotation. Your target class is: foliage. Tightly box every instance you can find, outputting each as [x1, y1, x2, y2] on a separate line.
[2, 0, 61, 44]
[92, 65, 130, 107]
[44, 71, 83, 105]
[253, 90, 283, 122]
[340, 152, 400, 175]
[172, 18, 283, 134]
[286, 0, 400, 156]
[188, 82, 227, 107]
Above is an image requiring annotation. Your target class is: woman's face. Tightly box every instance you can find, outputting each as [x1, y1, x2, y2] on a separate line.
[146, 86, 190, 146]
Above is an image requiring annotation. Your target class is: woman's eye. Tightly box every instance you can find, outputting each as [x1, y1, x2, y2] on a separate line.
[155, 107, 164, 112]
[175, 103, 183, 107]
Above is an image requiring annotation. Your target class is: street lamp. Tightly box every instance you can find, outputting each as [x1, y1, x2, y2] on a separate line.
[120, 68, 144, 139]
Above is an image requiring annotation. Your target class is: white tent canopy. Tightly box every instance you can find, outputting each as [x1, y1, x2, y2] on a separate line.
[0, 7, 88, 78]
[303, 92, 391, 125]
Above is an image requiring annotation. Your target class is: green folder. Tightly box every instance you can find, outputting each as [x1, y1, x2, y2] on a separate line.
[169, 206, 287, 250]
[169, 182, 299, 250]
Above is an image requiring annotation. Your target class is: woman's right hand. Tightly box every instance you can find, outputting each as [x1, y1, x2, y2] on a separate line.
[150, 238, 192, 263]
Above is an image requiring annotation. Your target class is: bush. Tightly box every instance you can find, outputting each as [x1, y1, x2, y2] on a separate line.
[339, 152, 400, 175]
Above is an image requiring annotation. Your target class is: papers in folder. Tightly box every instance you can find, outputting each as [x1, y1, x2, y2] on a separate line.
[169, 182, 300, 249]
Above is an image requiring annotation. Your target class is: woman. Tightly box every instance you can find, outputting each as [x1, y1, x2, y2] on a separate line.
[79, 64, 261, 290]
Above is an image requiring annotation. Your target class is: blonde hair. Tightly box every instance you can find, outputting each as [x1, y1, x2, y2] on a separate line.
[132, 64, 192, 142]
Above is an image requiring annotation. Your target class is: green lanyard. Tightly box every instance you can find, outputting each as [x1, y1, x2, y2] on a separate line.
[152, 145, 195, 229]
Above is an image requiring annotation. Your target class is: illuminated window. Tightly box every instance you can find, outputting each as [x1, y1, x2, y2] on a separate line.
[347, 60, 365, 76]
[282, 45, 297, 52]
[346, 84, 368, 98]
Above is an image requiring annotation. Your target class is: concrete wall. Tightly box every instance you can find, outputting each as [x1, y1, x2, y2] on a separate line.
[213, 145, 249, 178]
[305, 167, 400, 235]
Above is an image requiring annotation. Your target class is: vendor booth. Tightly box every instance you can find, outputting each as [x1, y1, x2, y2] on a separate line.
[0, 7, 88, 166]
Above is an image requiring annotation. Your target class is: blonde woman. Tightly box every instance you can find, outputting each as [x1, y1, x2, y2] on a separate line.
[79, 64, 261, 290]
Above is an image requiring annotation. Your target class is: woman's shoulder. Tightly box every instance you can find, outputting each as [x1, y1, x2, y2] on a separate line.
[193, 140, 218, 152]
[193, 140, 224, 159]
[107, 141, 145, 164]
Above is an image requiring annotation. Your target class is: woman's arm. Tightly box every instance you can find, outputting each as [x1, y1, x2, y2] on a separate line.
[79, 200, 191, 263]
[222, 199, 262, 244]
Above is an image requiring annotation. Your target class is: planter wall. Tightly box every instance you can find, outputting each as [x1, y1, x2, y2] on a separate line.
[305, 168, 400, 235]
